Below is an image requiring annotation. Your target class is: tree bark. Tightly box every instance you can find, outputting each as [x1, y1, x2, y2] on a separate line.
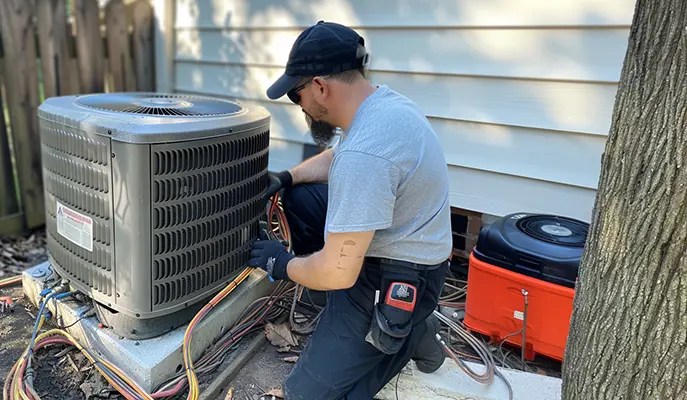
[562, 1, 687, 400]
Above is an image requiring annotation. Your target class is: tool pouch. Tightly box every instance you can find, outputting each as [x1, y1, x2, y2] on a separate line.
[364, 263, 424, 355]
[365, 302, 413, 354]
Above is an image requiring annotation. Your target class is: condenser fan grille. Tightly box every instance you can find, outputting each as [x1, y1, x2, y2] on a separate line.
[516, 215, 588, 247]
[75, 93, 243, 116]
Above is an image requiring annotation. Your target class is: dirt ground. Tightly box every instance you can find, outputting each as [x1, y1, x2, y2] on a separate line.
[224, 341, 299, 400]
[0, 286, 35, 391]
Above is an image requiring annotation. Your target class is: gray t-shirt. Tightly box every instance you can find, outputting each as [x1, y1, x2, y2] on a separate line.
[324, 85, 453, 265]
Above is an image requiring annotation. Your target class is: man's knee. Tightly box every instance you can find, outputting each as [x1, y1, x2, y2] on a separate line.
[281, 184, 328, 255]
[281, 184, 305, 216]
[282, 183, 326, 213]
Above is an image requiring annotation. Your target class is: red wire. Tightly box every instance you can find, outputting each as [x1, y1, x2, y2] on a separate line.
[150, 380, 184, 399]
[10, 338, 73, 399]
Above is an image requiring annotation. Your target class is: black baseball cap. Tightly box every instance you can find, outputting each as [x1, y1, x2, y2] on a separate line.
[266, 21, 369, 100]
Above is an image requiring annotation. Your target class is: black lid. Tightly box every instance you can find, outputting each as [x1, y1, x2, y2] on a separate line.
[473, 213, 589, 288]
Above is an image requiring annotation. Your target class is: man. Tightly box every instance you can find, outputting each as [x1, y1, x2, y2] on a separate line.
[247, 20, 453, 399]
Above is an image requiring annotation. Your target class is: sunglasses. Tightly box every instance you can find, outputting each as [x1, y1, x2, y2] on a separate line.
[287, 78, 313, 104]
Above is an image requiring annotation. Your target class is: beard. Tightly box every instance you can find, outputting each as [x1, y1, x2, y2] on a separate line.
[304, 103, 337, 147]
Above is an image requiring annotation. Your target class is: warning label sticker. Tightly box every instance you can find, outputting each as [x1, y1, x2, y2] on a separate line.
[56, 201, 93, 252]
[513, 310, 524, 321]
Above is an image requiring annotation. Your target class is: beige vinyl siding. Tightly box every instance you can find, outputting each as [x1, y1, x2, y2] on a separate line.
[164, 0, 637, 222]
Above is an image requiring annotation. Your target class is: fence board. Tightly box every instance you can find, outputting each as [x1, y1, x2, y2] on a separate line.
[132, 0, 155, 91]
[74, 0, 105, 93]
[0, 57, 21, 234]
[0, 0, 46, 229]
[105, 0, 136, 92]
[36, 0, 80, 97]
[0, 0, 155, 235]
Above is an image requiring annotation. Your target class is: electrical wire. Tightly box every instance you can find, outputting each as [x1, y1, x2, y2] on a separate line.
[6, 328, 153, 400]
[263, 191, 322, 335]
[434, 311, 513, 400]
[493, 289, 530, 372]
[181, 267, 254, 400]
[0, 275, 22, 289]
[151, 281, 295, 397]
[289, 284, 324, 335]
[432, 279, 539, 400]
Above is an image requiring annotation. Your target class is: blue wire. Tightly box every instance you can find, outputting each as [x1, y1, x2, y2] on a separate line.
[54, 291, 74, 300]
[42, 291, 75, 320]
[25, 290, 144, 400]
[27, 290, 58, 355]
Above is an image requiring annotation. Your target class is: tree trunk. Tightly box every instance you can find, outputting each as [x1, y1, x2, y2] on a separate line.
[561, 1, 687, 399]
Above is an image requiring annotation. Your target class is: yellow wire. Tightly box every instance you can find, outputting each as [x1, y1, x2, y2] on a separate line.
[182, 267, 254, 400]
[7, 315, 43, 400]
[0, 275, 22, 287]
[8, 324, 152, 400]
[4, 356, 18, 400]
[38, 329, 153, 400]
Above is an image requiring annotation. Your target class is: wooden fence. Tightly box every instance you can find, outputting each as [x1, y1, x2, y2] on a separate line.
[0, 0, 154, 236]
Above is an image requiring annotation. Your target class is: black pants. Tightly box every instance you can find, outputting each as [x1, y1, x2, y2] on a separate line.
[281, 184, 447, 400]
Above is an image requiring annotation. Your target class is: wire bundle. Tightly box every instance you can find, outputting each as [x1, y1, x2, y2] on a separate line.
[434, 310, 514, 400]
[4, 327, 154, 400]
[3, 285, 153, 400]
[181, 267, 255, 400]
[439, 276, 467, 308]
[264, 191, 323, 335]
[152, 280, 296, 398]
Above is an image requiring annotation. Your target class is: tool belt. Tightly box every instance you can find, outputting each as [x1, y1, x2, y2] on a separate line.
[363, 257, 448, 354]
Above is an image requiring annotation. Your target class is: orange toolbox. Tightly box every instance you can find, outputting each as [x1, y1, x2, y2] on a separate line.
[463, 213, 588, 362]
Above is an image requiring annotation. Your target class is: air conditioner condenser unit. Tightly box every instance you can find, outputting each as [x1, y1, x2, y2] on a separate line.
[38, 93, 271, 339]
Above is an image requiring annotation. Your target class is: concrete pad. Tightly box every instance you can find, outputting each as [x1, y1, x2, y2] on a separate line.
[377, 360, 561, 400]
[22, 261, 274, 393]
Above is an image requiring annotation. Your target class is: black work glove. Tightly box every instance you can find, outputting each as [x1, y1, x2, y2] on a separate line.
[248, 232, 294, 281]
[264, 170, 293, 200]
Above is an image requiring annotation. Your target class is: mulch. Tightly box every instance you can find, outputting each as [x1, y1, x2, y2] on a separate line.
[0, 228, 48, 278]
